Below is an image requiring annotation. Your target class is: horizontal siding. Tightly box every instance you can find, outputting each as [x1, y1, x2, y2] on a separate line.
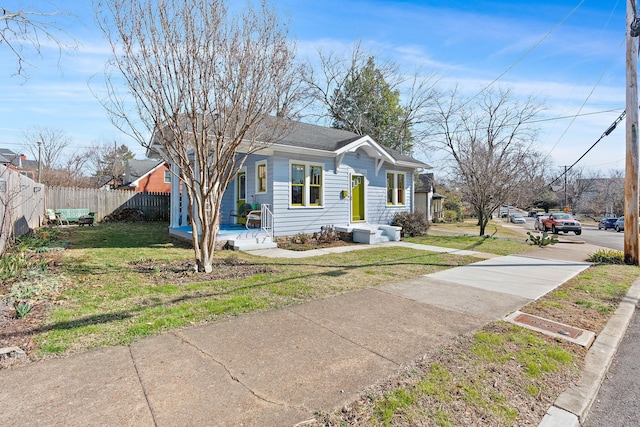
[186, 151, 417, 237]
[270, 151, 415, 236]
[220, 155, 272, 223]
[272, 154, 349, 236]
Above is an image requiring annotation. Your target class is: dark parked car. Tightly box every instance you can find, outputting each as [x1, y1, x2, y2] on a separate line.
[615, 217, 624, 232]
[598, 217, 618, 230]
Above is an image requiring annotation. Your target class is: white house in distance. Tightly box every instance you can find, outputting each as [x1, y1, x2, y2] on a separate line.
[151, 120, 430, 250]
[414, 173, 445, 222]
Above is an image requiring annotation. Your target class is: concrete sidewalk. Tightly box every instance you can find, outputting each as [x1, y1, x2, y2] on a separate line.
[0, 241, 631, 426]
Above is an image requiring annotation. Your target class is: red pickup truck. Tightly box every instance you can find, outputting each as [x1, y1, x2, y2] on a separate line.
[541, 213, 582, 235]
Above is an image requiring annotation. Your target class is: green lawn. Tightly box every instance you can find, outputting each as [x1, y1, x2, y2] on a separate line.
[34, 222, 482, 355]
[407, 234, 531, 256]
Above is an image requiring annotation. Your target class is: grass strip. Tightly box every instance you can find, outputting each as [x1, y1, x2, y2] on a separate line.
[317, 263, 640, 426]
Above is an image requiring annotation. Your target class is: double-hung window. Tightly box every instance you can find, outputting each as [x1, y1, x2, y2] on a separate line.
[290, 162, 323, 207]
[256, 161, 267, 193]
[164, 169, 171, 183]
[386, 171, 406, 206]
[310, 166, 322, 206]
[291, 164, 305, 206]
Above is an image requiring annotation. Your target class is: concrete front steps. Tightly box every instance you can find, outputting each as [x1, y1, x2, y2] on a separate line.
[336, 224, 402, 244]
[229, 223, 402, 250]
[227, 231, 277, 251]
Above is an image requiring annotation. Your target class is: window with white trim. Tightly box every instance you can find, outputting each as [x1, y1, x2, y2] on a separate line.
[310, 166, 322, 206]
[255, 161, 267, 193]
[386, 171, 406, 206]
[164, 169, 171, 183]
[290, 162, 324, 207]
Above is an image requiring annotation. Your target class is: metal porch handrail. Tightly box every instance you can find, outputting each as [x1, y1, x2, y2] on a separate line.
[260, 204, 274, 241]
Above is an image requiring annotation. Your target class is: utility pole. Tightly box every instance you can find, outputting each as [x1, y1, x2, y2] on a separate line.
[564, 165, 568, 211]
[625, 0, 639, 265]
[37, 140, 42, 183]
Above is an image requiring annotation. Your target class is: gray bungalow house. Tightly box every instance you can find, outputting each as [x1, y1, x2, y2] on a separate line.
[156, 120, 430, 250]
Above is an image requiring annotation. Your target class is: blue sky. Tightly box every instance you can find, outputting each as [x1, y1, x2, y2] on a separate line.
[0, 0, 629, 173]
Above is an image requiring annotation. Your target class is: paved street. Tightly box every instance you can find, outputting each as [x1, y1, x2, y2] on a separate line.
[583, 306, 640, 427]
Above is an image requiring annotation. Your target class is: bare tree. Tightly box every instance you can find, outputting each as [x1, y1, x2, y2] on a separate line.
[0, 6, 75, 77]
[499, 152, 551, 212]
[62, 154, 92, 187]
[431, 87, 544, 236]
[22, 126, 72, 170]
[20, 126, 93, 186]
[580, 169, 625, 218]
[601, 169, 625, 217]
[95, 0, 303, 272]
[18, 126, 92, 187]
[303, 42, 439, 155]
[562, 166, 594, 214]
[86, 141, 134, 188]
[39, 154, 92, 187]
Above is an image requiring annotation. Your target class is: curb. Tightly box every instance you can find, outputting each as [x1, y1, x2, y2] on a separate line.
[538, 275, 640, 426]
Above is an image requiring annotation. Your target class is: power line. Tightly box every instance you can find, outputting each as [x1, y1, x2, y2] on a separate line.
[546, 37, 625, 156]
[547, 109, 626, 186]
[527, 108, 623, 124]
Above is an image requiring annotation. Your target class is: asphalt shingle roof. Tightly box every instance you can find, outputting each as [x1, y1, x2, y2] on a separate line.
[275, 121, 428, 166]
[126, 159, 162, 180]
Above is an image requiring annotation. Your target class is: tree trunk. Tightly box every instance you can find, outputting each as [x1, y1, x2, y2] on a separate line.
[477, 208, 487, 236]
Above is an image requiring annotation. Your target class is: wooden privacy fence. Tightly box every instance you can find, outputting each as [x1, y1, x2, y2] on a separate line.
[121, 192, 171, 221]
[0, 165, 45, 254]
[46, 187, 170, 221]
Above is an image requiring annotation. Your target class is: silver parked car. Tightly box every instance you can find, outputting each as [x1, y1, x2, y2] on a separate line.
[509, 213, 526, 224]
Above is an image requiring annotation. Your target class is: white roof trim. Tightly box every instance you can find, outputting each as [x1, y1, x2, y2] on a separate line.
[335, 136, 396, 164]
[397, 160, 432, 169]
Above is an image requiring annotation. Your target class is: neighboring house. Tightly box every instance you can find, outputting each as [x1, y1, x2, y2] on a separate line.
[152, 120, 430, 249]
[123, 159, 171, 193]
[0, 148, 38, 179]
[414, 173, 445, 222]
[0, 148, 25, 169]
[0, 148, 19, 168]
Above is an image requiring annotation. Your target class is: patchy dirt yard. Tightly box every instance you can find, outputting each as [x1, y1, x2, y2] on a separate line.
[0, 256, 275, 369]
[277, 237, 356, 251]
[128, 256, 275, 285]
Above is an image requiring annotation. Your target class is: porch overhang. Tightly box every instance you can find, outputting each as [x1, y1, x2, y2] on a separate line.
[334, 136, 396, 176]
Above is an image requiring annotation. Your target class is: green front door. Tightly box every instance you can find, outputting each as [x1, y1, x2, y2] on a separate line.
[351, 175, 365, 222]
[236, 171, 247, 224]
